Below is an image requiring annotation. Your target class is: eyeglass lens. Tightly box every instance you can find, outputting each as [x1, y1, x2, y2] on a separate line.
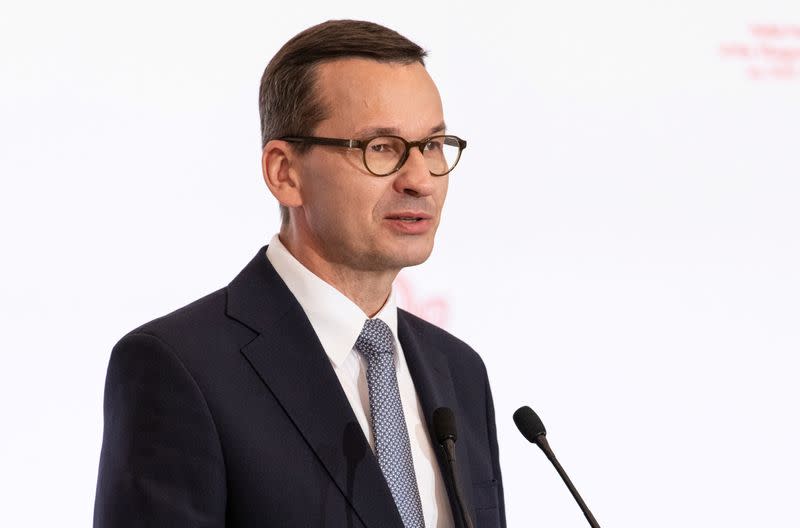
[364, 136, 461, 176]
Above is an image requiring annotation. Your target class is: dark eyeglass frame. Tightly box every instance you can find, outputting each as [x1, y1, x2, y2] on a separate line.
[279, 134, 467, 177]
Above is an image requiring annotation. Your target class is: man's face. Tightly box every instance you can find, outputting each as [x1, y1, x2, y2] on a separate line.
[292, 58, 449, 273]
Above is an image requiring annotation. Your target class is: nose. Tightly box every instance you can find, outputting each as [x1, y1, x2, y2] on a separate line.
[393, 148, 437, 197]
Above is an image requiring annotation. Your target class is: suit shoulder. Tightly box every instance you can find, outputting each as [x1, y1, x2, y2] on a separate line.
[117, 286, 252, 357]
[399, 309, 487, 372]
[127, 287, 225, 334]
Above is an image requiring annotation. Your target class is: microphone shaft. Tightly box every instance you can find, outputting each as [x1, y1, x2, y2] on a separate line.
[537, 436, 600, 528]
[441, 439, 475, 528]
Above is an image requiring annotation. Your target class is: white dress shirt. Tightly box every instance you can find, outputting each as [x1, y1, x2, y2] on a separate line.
[266, 234, 454, 528]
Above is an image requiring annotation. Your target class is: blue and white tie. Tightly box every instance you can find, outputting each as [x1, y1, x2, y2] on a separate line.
[355, 318, 426, 528]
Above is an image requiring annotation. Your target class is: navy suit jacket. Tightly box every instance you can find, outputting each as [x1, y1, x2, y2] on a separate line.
[94, 246, 506, 527]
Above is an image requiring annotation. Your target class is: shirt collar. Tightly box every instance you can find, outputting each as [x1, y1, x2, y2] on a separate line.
[265, 234, 398, 367]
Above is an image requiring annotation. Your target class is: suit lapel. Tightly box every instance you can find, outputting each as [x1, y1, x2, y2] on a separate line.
[227, 247, 403, 528]
[398, 311, 476, 528]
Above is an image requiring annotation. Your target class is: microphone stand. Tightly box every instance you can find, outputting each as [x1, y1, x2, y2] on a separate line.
[535, 435, 600, 528]
[440, 438, 475, 528]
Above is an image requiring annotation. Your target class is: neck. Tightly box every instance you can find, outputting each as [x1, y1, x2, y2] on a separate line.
[278, 227, 398, 317]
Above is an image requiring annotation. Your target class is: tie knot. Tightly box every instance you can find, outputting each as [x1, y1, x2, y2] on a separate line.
[354, 318, 395, 357]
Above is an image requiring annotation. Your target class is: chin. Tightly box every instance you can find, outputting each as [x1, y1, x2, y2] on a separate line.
[386, 240, 435, 269]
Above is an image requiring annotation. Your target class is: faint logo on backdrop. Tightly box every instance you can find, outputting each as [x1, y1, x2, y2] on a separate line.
[394, 274, 450, 329]
[720, 24, 800, 80]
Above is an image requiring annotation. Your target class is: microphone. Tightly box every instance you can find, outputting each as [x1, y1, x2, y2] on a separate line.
[513, 406, 601, 528]
[432, 407, 475, 528]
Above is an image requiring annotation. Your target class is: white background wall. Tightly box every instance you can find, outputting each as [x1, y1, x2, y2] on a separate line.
[2, 1, 799, 526]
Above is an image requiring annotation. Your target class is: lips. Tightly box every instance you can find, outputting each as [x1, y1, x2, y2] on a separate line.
[383, 212, 434, 234]
[384, 212, 433, 223]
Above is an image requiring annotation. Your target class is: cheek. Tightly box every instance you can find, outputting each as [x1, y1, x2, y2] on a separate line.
[302, 159, 385, 227]
[435, 178, 449, 211]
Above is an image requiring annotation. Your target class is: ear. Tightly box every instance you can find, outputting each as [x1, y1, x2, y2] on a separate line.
[262, 139, 303, 209]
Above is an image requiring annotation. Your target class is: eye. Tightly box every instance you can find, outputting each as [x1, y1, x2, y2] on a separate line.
[367, 137, 402, 155]
[370, 142, 392, 153]
[423, 138, 444, 152]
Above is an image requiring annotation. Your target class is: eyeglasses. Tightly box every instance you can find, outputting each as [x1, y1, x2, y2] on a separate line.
[280, 134, 467, 177]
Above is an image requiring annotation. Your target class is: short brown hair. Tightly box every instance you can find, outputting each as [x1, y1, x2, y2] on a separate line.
[258, 20, 427, 224]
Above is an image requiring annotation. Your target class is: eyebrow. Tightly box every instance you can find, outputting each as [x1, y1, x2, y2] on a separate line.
[354, 122, 447, 138]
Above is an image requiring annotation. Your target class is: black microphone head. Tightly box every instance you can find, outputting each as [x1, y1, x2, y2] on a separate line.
[432, 407, 457, 444]
[513, 406, 547, 443]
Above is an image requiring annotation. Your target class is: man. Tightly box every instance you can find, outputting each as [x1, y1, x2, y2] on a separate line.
[94, 20, 505, 528]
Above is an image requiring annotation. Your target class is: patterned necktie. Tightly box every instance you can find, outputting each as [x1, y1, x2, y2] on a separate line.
[354, 318, 426, 528]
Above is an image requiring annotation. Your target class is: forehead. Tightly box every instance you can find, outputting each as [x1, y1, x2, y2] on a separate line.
[313, 58, 444, 137]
